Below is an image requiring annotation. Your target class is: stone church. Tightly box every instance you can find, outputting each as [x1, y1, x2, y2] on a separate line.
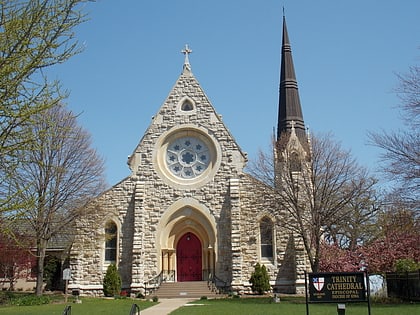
[69, 17, 311, 296]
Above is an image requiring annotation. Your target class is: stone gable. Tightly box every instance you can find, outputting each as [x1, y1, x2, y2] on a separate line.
[69, 62, 309, 296]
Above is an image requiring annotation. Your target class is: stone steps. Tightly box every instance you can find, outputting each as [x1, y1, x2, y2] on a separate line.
[152, 281, 219, 299]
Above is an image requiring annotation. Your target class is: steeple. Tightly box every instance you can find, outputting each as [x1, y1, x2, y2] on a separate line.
[277, 16, 306, 144]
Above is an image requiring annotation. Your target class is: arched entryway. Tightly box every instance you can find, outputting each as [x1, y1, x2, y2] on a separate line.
[156, 200, 217, 282]
[176, 232, 202, 281]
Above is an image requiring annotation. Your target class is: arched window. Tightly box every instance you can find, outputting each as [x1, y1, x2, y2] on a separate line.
[260, 217, 273, 259]
[105, 221, 117, 263]
[181, 100, 194, 111]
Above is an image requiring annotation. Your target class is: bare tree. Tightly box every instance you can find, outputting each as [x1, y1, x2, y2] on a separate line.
[248, 133, 378, 272]
[0, 0, 88, 216]
[8, 104, 105, 295]
[323, 185, 380, 251]
[368, 64, 419, 211]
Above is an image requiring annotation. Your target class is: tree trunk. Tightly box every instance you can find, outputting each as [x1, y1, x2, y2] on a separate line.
[35, 239, 47, 296]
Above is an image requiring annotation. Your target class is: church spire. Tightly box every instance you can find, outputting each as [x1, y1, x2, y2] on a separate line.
[277, 16, 306, 143]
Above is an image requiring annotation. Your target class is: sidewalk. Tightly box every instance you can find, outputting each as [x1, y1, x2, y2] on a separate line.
[140, 298, 195, 315]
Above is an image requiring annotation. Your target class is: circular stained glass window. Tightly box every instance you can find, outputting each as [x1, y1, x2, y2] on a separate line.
[166, 137, 210, 179]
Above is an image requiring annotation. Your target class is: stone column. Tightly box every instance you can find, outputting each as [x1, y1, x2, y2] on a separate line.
[229, 178, 242, 291]
[130, 179, 145, 293]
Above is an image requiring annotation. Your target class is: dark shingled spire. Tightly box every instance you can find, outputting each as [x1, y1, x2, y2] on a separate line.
[277, 16, 307, 143]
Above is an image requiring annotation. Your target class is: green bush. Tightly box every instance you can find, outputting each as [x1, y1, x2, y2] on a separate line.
[249, 263, 270, 295]
[152, 296, 158, 302]
[10, 294, 51, 306]
[103, 264, 122, 297]
[394, 258, 420, 273]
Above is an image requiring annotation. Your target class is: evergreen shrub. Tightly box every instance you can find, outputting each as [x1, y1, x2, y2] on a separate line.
[249, 263, 270, 294]
[103, 264, 122, 297]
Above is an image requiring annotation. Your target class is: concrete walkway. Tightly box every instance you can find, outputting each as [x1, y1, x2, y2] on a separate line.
[140, 298, 195, 315]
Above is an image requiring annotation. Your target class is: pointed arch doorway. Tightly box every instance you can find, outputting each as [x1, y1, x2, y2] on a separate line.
[176, 232, 202, 281]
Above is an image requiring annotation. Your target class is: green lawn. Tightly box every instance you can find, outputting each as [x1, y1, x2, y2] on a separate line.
[0, 295, 418, 315]
[0, 297, 156, 315]
[171, 297, 420, 315]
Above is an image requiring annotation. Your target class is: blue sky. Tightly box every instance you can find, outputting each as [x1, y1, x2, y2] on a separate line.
[52, 0, 420, 186]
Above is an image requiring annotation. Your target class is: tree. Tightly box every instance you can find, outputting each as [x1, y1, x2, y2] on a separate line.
[0, 229, 35, 291]
[318, 242, 362, 273]
[0, 0, 88, 217]
[249, 263, 270, 295]
[368, 64, 419, 211]
[7, 104, 105, 295]
[319, 203, 420, 274]
[249, 133, 378, 272]
[360, 206, 420, 274]
[323, 186, 380, 251]
[103, 264, 122, 297]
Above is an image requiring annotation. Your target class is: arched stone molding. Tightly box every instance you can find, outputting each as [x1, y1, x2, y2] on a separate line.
[176, 95, 196, 114]
[100, 216, 122, 271]
[255, 212, 277, 267]
[153, 124, 222, 189]
[156, 197, 217, 281]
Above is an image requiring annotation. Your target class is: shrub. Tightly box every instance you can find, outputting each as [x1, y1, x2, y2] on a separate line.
[249, 263, 270, 295]
[152, 296, 158, 302]
[394, 258, 420, 273]
[103, 264, 122, 297]
[10, 295, 50, 306]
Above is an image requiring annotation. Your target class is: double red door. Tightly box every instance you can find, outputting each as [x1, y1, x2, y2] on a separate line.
[176, 232, 202, 281]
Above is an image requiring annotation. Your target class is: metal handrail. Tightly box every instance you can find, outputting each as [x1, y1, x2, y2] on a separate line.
[62, 305, 71, 315]
[208, 272, 228, 293]
[163, 270, 175, 282]
[144, 270, 177, 296]
[129, 303, 140, 315]
[144, 271, 163, 295]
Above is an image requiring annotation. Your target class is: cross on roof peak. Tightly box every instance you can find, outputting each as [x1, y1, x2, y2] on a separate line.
[181, 44, 192, 65]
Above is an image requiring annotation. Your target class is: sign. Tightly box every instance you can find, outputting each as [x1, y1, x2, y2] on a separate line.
[308, 272, 366, 303]
[63, 268, 72, 280]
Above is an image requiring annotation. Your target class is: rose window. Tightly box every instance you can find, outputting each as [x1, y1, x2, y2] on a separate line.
[166, 137, 210, 179]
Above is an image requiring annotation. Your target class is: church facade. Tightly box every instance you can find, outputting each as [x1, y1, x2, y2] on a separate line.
[69, 17, 311, 296]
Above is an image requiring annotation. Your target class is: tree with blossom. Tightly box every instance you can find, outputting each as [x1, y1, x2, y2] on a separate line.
[0, 231, 35, 291]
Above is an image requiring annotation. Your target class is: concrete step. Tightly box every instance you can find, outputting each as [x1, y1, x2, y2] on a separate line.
[152, 281, 219, 299]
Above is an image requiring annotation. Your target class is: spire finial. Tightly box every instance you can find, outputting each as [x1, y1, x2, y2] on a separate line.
[181, 44, 192, 65]
[290, 120, 296, 135]
[181, 44, 192, 74]
[282, 6, 285, 17]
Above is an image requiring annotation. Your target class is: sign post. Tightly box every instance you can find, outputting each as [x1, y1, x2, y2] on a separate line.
[63, 268, 71, 303]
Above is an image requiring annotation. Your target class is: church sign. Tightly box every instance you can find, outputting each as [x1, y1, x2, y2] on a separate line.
[308, 272, 366, 303]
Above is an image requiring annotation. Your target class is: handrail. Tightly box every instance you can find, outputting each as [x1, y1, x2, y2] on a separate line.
[129, 303, 140, 315]
[144, 270, 175, 295]
[144, 270, 163, 295]
[62, 305, 71, 315]
[208, 272, 228, 293]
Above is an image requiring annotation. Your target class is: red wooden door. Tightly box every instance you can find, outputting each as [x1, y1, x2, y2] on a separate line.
[176, 232, 202, 281]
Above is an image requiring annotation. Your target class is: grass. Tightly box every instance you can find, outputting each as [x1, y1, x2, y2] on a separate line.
[0, 294, 418, 315]
[0, 295, 156, 315]
[171, 296, 420, 315]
